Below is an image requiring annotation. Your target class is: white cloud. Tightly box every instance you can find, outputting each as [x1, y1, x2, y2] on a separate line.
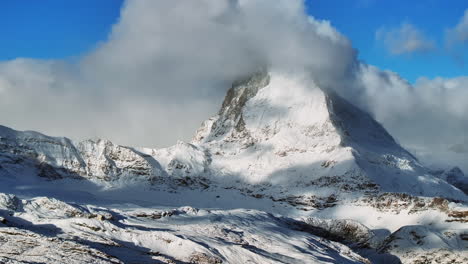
[445, 9, 468, 62]
[376, 23, 435, 55]
[347, 66, 468, 157]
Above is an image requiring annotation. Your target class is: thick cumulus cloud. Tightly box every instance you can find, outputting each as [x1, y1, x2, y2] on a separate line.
[0, 0, 356, 147]
[356, 66, 468, 151]
[82, 0, 357, 94]
[345, 64, 468, 171]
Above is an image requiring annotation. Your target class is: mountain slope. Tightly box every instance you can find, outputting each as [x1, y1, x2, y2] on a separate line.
[191, 71, 466, 201]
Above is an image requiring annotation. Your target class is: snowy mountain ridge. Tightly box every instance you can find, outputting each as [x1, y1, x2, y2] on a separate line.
[1, 71, 465, 200]
[190, 71, 465, 200]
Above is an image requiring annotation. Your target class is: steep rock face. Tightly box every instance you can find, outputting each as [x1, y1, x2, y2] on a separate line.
[0, 125, 86, 179]
[194, 70, 271, 146]
[326, 91, 457, 198]
[78, 139, 161, 181]
[192, 72, 466, 200]
[139, 141, 210, 178]
[194, 72, 356, 187]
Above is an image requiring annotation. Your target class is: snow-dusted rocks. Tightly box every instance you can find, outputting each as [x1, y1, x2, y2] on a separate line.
[0, 193, 21, 212]
[299, 217, 378, 247]
[0, 226, 122, 264]
[78, 139, 162, 182]
[140, 141, 210, 178]
[0, 194, 370, 264]
[0, 126, 164, 183]
[378, 225, 468, 264]
[0, 125, 86, 179]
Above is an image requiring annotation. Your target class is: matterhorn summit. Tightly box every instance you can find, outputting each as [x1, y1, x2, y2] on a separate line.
[191, 70, 466, 201]
[0, 71, 466, 263]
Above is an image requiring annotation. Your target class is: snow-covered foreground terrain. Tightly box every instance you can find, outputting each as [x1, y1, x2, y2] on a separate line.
[0, 71, 467, 263]
[0, 189, 466, 264]
[0, 193, 372, 264]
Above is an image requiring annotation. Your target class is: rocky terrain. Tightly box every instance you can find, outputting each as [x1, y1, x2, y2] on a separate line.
[0, 71, 466, 263]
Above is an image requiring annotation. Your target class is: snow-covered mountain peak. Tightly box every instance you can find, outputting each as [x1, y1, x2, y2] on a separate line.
[195, 71, 402, 153]
[194, 71, 340, 147]
[191, 71, 466, 200]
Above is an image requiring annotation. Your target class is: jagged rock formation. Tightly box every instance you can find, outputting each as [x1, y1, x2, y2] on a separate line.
[0, 125, 86, 180]
[78, 139, 162, 181]
[191, 71, 466, 201]
[0, 125, 163, 183]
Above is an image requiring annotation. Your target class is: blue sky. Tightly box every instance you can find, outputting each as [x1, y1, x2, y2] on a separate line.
[308, 0, 468, 82]
[0, 0, 466, 82]
[0, 0, 123, 60]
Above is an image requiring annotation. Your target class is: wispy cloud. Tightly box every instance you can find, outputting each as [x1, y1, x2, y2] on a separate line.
[445, 9, 468, 63]
[376, 23, 435, 55]
[446, 9, 468, 47]
[355, 0, 375, 9]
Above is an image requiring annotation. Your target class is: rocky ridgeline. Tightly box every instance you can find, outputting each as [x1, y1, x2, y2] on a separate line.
[0, 126, 162, 182]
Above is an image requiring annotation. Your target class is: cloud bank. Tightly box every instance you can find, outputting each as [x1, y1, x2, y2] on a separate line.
[355, 66, 468, 152]
[0, 0, 467, 171]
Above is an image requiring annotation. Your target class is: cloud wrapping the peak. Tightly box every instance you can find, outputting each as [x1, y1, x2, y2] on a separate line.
[83, 0, 357, 92]
[0, 0, 357, 147]
[376, 23, 435, 55]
